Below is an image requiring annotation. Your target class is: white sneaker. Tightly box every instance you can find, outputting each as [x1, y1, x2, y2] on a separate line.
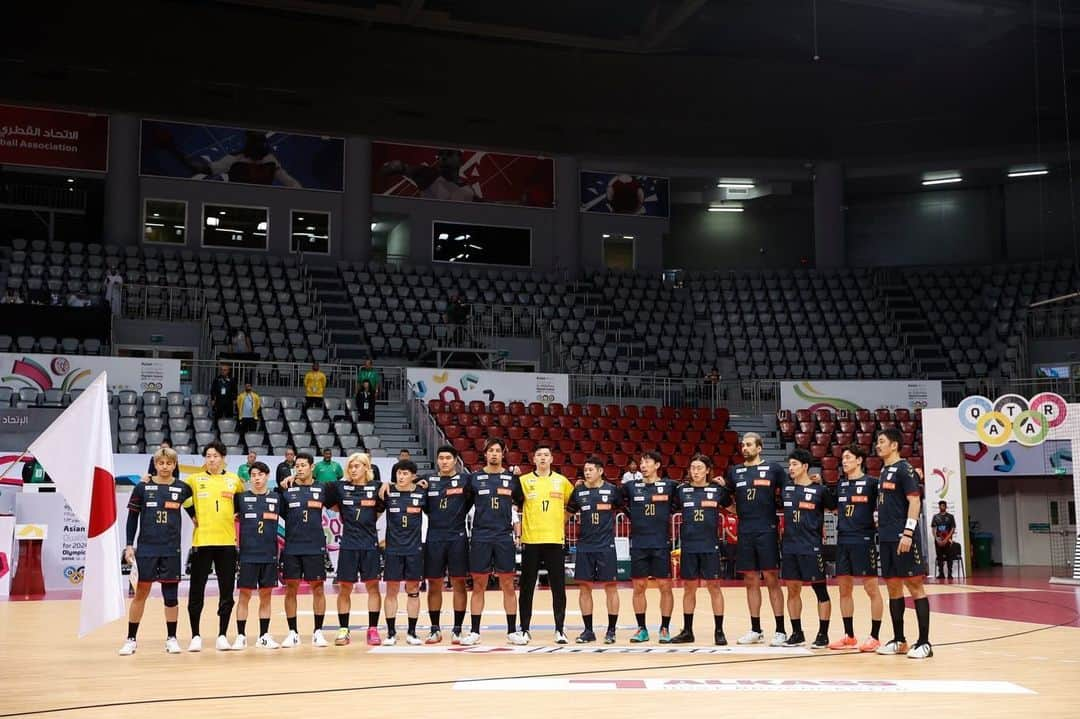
[384, 634, 398, 646]
[188, 635, 202, 652]
[737, 630, 764, 645]
[312, 631, 328, 647]
[215, 635, 231, 651]
[231, 635, 247, 651]
[118, 639, 137, 656]
[165, 637, 181, 654]
[450, 631, 463, 645]
[257, 634, 280, 649]
[459, 631, 481, 646]
[876, 639, 909, 656]
[405, 633, 423, 645]
[281, 630, 300, 648]
[507, 630, 530, 645]
[769, 632, 788, 647]
[907, 642, 933, 659]
[554, 631, 568, 645]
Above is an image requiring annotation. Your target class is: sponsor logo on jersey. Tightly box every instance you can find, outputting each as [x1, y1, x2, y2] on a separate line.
[164, 501, 180, 510]
[881, 481, 896, 490]
[753, 479, 771, 487]
[798, 501, 816, 510]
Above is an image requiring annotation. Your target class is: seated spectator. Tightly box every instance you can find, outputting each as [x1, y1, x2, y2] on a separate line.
[1, 288, 22, 304]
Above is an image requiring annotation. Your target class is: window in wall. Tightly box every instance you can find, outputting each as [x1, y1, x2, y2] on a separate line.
[290, 210, 330, 254]
[144, 199, 187, 245]
[602, 234, 635, 270]
[432, 221, 531, 267]
[201, 204, 269, 250]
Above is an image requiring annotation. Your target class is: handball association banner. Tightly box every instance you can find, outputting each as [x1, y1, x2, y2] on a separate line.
[372, 142, 555, 208]
[0, 104, 109, 172]
[140, 119, 345, 192]
[0, 353, 181, 396]
[580, 171, 670, 218]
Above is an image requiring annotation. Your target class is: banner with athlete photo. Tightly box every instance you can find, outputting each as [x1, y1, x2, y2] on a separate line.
[140, 119, 345, 191]
[0, 353, 181, 396]
[580, 171, 670, 217]
[372, 142, 555, 208]
[0, 104, 109, 172]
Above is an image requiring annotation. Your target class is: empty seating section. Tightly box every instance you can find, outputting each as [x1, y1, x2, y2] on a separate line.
[429, 399, 735, 480]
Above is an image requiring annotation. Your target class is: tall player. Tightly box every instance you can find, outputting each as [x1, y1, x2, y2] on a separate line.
[461, 437, 521, 646]
[232, 462, 281, 650]
[671, 454, 730, 645]
[119, 446, 191, 655]
[280, 452, 329, 647]
[875, 428, 933, 659]
[724, 432, 788, 646]
[566, 457, 621, 644]
[617, 451, 677, 643]
[829, 444, 884, 651]
[422, 445, 472, 643]
[780, 449, 836, 648]
[324, 452, 385, 646]
[383, 460, 427, 645]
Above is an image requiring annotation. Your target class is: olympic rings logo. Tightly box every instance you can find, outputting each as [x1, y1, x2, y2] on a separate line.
[64, 565, 86, 585]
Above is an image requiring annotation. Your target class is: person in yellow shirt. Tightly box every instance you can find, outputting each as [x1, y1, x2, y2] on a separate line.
[183, 440, 246, 652]
[508, 444, 575, 645]
[236, 382, 262, 436]
[304, 362, 327, 410]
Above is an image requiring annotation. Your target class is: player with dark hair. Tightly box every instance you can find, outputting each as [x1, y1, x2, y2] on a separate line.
[671, 454, 730, 645]
[119, 447, 191, 655]
[781, 449, 837, 648]
[422, 445, 472, 643]
[232, 461, 281, 650]
[617, 450, 678, 643]
[875, 428, 933, 658]
[155, 127, 302, 187]
[566, 457, 621, 644]
[829, 444, 884, 652]
[280, 452, 329, 648]
[383, 460, 427, 645]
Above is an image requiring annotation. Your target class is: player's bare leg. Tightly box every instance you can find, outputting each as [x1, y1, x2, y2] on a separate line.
[364, 578, 382, 645]
[310, 580, 327, 646]
[499, 573, 517, 639]
[603, 582, 620, 643]
[630, 577, 650, 642]
[384, 580, 402, 644]
[577, 580, 596, 643]
[783, 580, 806, 646]
[657, 578, 674, 641]
[405, 579, 422, 644]
[335, 581, 354, 645]
[449, 577, 468, 641]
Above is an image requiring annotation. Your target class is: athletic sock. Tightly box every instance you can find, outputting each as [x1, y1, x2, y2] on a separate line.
[583, 614, 594, 632]
[714, 614, 724, 632]
[870, 619, 882, 640]
[818, 618, 830, 635]
[608, 614, 619, 632]
[368, 611, 380, 628]
[791, 618, 802, 635]
[429, 610, 441, 631]
[166, 621, 177, 638]
[661, 615, 671, 630]
[775, 615, 786, 634]
[453, 609, 466, 633]
[889, 597, 906, 642]
[218, 613, 229, 637]
[635, 612, 647, 630]
[408, 617, 418, 636]
[236, 619, 246, 636]
[259, 618, 270, 636]
[127, 621, 139, 640]
[386, 617, 396, 636]
[914, 597, 930, 645]
[314, 614, 324, 631]
[750, 616, 762, 633]
[682, 613, 694, 633]
[287, 616, 298, 633]
[190, 615, 201, 638]
[471, 614, 482, 634]
[508, 613, 518, 633]
[338, 612, 350, 629]
[842, 616, 855, 638]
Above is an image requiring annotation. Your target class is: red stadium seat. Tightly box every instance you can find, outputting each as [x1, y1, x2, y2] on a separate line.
[529, 402, 546, 416]
[865, 456, 883, 475]
[835, 432, 853, 446]
[822, 469, 839, 485]
[855, 409, 871, 422]
[594, 416, 613, 430]
[548, 402, 565, 416]
[795, 433, 812, 448]
[814, 409, 834, 423]
[627, 429, 644, 443]
[777, 409, 792, 422]
[779, 421, 796, 440]
[468, 400, 485, 414]
[600, 440, 616, 455]
[518, 415, 536, 429]
[909, 456, 924, 470]
[457, 412, 475, 426]
[838, 420, 855, 434]
[567, 403, 584, 417]
[518, 440, 536, 455]
[451, 437, 471, 453]
[497, 414, 514, 429]
[810, 444, 827, 459]
[642, 406, 658, 419]
[570, 451, 587, 467]
[659, 441, 676, 456]
[831, 445, 845, 458]
[443, 425, 462, 439]
[435, 412, 453, 427]
[506, 450, 523, 466]
[538, 415, 556, 429]
[518, 463, 534, 475]
[428, 399, 445, 414]
[714, 407, 730, 429]
[489, 401, 506, 415]
[527, 426, 545, 441]
[623, 405, 639, 419]
[587, 404, 603, 418]
[472, 437, 487, 451]
[685, 430, 702, 445]
[661, 407, 676, 419]
[858, 421, 876, 434]
[875, 409, 892, 422]
[460, 450, 479, 467]
[819, 420, 835, 435]
[477, 414, 495, 427]
[668, 466, 685, 481]
[795, 409, 812, 422]
[813, 432, 831, 446]
[606, 467, 621, 483]
[509, 402, 526, 416]
[558, 439, 576, 453]
[820, 456, 838, 470]
[569, 428, 586, 442]
[507, 426, 524, 441]
[549, 427, 566, 441]
[855, 432, 873, 446]
[556, 415, 576, 429]
[620, 441, 638, 455]
[604, 404, 621, 417]
[587, 428, 605, 443]
[578, 439, 597, 453]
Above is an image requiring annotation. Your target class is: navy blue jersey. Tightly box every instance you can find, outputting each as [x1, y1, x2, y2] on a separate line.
[467, 471, 519, 543]
[617, 478, 678, 550]
[877, 460, 920, 541]
[673, 483, 729, 553]
[423, 473, 472, 542]
[385, 484, 427, 555]
[280, 483, 328, 555]
[781, 482, 837, 555]
[567, 481, 620, 552]
[836, 475, 879, 544]
[126, 480, 191, 556]
[325, 480, 384, 551]
[234, 490, 282, 563]
[726, 461, 786, 533]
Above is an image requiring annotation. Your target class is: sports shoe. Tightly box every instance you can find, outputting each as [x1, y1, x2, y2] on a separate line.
[384, 633, 397, 646]
[507, 630, 530, 645]
[257, 634, 280, 649]
[165, 637, 181, 654]
[312, 630, 328, 647]
[366, 627, 382, 646]
[335, 628, 351, 646]
[576, 630, 597, 644]
[907, 642, 934, 659]
[451, 631, 462, 645]
[829, 635, 858, 650]
[281, 630, 300, 648]
[554, 630, 568, 645]
[669, 628, 695, 644]
[737, 630, 764, 645]
[215, 635, 231, 651]
[118, 639, 137, 656]
[714, 630, 727, 646]
[231, 635, 247, 651]
[782, 632, 806, 647]
[426, 630, 442, 644]
[811, 633, 830, 650]
[876, 639, 909, 655]
[629, 628, 650, 643]
[769, 631, 788, 647]
[188, 635, 202, 652]
[406, 633, 423, 645]
[459, 631, 481, 646]
[858, 637, 881, 653]
[604, 629, 617, 644]
[658, 627, 671, 644]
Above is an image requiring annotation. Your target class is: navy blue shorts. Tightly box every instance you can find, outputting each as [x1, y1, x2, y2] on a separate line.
[835, 543, 878, 578]
[781, 552, 825, 583]
[630, 547, 671, 579]
[384, 552, 424, 582]
[425, 537, 469, 579]
[879, 538, 929, 579]
[238, 561, 278, 589]
[469, 539, 516, 575]
[736, 531, 780, 573]
[336, 548, 382, 583]
[575, 548, 618, 583]
[135, 554, 181, 583]
[680, 550, 721, 581]
[283, 553, 325, 582]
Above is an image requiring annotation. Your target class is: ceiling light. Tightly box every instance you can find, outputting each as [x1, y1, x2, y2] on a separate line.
[921, 177, 962, 186]
[370, 222, 378, 231]
[1007, 168, 1049, 178]
[717, 178, 754, 189]
[66, 178, 74, 183]
[708, 204, 744, 212]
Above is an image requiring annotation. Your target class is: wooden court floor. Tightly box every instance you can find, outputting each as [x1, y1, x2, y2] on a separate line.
[1, 579, 1078, 718]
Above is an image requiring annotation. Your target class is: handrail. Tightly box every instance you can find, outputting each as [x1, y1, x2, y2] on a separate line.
[121, 284, 207, 322]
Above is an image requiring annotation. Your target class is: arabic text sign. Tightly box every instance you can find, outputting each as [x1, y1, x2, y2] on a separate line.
[0, 105, 109, 172]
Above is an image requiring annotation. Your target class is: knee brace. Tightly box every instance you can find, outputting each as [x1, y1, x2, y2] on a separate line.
[162, 582, 179, 607]
[812, 583, 831, 604]
[407, 592, 420, 599]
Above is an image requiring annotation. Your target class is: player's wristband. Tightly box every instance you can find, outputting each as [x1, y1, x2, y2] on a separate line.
[902, 530, 914, 539]
[904, 518, 918, 531]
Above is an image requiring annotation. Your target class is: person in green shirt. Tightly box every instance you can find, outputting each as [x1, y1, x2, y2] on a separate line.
[237, 451, 258, 483]
[313, 448, 344, 484]
[357, 359, 381, 399]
